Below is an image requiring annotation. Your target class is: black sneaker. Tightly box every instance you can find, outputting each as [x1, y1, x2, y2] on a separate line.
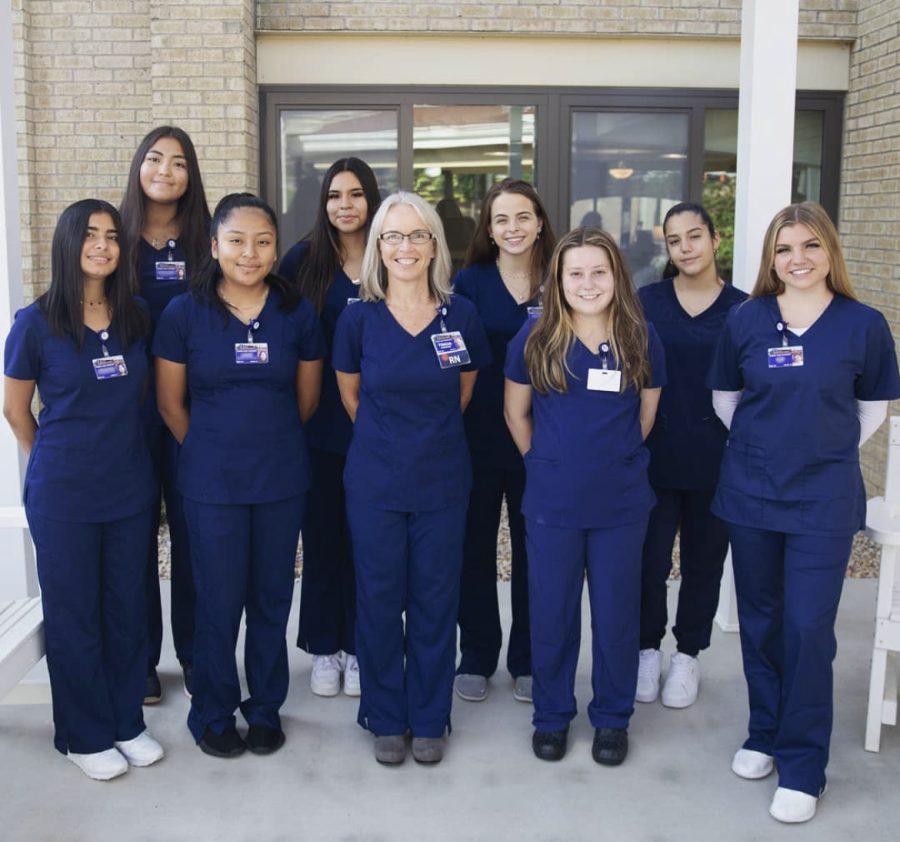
[532, 727, 568, 761]
[198, 727, 246, 758]
[592, 727, 628, 766]
[180, 661, 193, 698]
[246, 724, 286, 756]
[143, 667, 162, 705]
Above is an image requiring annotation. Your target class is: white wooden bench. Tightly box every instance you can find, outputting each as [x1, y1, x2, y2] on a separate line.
[0, 505, 45, 703]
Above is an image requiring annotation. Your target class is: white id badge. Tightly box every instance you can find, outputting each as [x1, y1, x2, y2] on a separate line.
[93, 355, 128, 380]
[430, 331, 471, 369]
[587, 368, 621, 392]
[526, 306, 544, 319]
[235, 342, 269, 364]
[346, 297, 361, 306]
[767, 346, 804, 368]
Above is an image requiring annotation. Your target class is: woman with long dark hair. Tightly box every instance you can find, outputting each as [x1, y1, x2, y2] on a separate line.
[154, 193, 324, 758]
[120, 125, 211, 703]
[3, 199, 161, 780]
[279, 157, 381, 698]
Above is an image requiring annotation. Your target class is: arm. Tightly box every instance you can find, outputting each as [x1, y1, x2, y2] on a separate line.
[712, 389, 742, 430]
[155, 358, 190, 444]
[858, 399, 888, 447]
[336, 371, 360, 423]
[2, 377, 38, 456]
[639, 387, 661, 440]
[460, 370, 478, 412]
[296, 359, 323, 424]
[504, 378, 534, 456]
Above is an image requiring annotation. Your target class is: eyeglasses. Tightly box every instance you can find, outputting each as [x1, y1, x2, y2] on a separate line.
[379, 230, 434, 245]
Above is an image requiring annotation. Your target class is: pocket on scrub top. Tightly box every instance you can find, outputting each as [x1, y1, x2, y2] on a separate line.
[719, 439, 766, 499]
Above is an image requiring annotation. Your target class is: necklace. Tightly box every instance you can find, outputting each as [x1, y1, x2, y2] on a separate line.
[496, 259, 532, 303]
[82, 297, 107, 308]
[220, 286, 269, 322]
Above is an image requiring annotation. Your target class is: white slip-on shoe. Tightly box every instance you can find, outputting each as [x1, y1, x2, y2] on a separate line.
[731, 748, 775, 779]
[310, 653, 342, 697]
[115, 730, 164, 767]
[635, 648, 663, 703]
[67, 748, 129, 781]
[343, 654, 361, 697]
[661, 652, 700, 708]
[769, 786, 821, 823]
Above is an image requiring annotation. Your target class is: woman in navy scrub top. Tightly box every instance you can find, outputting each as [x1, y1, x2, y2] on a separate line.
[3, 200, 162, 781]
[452, 179, 555, 705]
[636, 203, 747, 709]
[708, 202, 900, 823]
[505, 227, 665, 766]
[333, 191, 490, 765]
[120, 125, 211, 703]
[279, 157, 381, 699]
[154, 194, 325, 759]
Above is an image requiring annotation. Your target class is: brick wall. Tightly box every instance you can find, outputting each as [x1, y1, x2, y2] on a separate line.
[256, 0, 858, 40]
[841, 0, 900, 494]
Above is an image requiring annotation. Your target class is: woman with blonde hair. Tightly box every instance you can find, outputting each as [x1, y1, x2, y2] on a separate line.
[709, 201, 900, 822]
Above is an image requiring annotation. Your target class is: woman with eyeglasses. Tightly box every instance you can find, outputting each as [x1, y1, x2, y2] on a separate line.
[333, 191, 490, 765]
[452, 178, 556, 705]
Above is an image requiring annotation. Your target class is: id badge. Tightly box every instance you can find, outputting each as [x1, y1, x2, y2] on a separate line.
[767, 345, 804, 368]
[587, 368, 621, 392]
[93, 355, 128, 380]
[527, 306, 544, 319]
[346, 297, 361, 306]
[156, 261, 186, 282]
[431, 331, 471, 369]
[235, 342, 269, 364]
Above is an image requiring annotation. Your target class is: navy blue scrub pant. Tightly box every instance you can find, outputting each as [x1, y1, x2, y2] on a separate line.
[183, 494, 304, 742]
[296, 448, 355, 656]
[526, 516, 647, 733]
[347, 497, 467, 738]
[146, 423, 195, 667]
[26, 506, 151, 755]
[640, 487, 730, 655]
[457, 459, 530, 678]
[729, 524, 852, 797]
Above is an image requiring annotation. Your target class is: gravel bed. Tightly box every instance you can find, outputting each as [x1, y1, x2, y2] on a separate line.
[156, 507, 884, 581]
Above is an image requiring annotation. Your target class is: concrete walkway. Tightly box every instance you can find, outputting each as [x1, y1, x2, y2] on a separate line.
[1, 579, 898, 842]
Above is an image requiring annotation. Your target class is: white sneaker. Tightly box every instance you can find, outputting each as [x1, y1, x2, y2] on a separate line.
[67, 748, 128, 781]
[731, 748, 774, 779]
[114, 730, 164, 767]
[635, 648, 662, 703]
[343, 654, 361, 697]
[661, 652, 699, 708]
[769, 786, 820, 823]
[311, 653, 342, 697]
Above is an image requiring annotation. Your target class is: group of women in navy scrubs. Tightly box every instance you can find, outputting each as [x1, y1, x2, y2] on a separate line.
[452, 179, 556, 705]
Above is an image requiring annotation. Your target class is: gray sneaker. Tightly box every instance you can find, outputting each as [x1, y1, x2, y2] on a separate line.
[513, 675, 533, 702]
[454, 673, 488, 701]
[412, 737, 444, 763]
[374, 734, 406, 765]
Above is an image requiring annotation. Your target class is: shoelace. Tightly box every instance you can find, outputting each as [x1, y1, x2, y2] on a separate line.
[313, 655, 342, 674]
[667, 654, 695, 683]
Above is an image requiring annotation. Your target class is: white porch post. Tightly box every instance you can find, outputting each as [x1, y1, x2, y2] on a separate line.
[0, 0, 35, 600]
[715, 0, 799, 632]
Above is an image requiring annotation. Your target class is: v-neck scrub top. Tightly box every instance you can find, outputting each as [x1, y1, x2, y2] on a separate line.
[639, 278, 747, 490]
[453, 261, 535, 470]
[707, 294, 900, 536]
[505, 322, 667, 529]
[152, 290, 326, 505]
[4, 301, 155, 522]
[279, 241, 359, 455]
[332, 295, 491, 512]
[139, 239, 189, 328]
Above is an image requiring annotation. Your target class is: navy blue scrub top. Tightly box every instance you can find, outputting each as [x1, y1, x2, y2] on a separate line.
[152, 288, 326, 505]
[453, 261, 536, 470]
[707, 294, 900, 536]
[140, 238, 189, 328]
[279, 241, 358, 455]
[332, 295, 491, 512]
[639, 278, 747, 490]
[505, 321, 667, 529]
[3, 301, 155, 522]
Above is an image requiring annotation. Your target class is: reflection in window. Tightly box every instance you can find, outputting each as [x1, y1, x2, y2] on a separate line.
[570, 111, 689, 288]
[278, 109, 399, 253]
[413, 104, 536, 271]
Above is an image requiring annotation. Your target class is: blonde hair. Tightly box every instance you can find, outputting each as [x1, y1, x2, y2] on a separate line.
[525, 227, 651, 394]
[751, 201, 856, 300]
[359, 191, 453, 305]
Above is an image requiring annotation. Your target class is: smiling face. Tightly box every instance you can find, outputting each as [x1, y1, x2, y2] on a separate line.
[488, 191, 542, 258]
[139, 136, 189, 206]
[326, 170, 368, 236]
[561, 244, 615, 319]
[378, 203, 435, 286]
[664, 210, 719, 279]
[80, 212, 120, 283]
[772, 222, 831, 293]
[211, 207, 277, 290]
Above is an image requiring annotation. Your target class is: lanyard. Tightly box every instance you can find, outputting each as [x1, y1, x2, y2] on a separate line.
[247, 319, 261, 343]
[775, 320, 790, 348]
[98, 329, 111, 358]
[599, 342, 611, 370]
[438, 305, 448, 332]
[167, 238, 176, 261]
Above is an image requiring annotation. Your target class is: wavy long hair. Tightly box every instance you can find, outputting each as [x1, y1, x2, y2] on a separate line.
[525, 227, 651, 394]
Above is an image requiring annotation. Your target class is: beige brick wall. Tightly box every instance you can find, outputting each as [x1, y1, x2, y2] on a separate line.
[257, 0, 858, 40]
[12, 0, 258, 301]
[841, 0, 900, 495]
